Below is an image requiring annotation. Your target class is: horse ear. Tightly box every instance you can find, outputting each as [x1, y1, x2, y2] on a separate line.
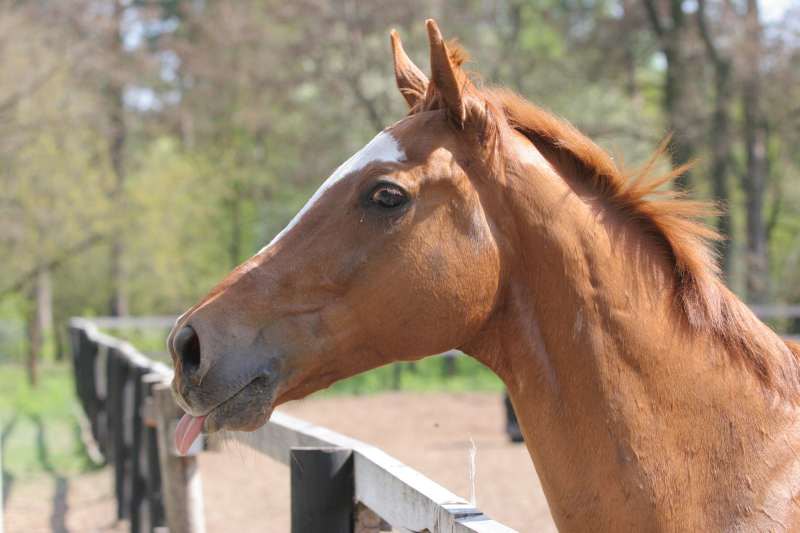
[426, 19, 466, 127]
[390, 30, 428, 109]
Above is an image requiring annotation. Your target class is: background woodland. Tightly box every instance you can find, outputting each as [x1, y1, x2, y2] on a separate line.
[1, 0, 798, 384]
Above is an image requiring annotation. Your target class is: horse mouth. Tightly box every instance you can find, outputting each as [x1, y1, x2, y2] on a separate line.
[175, 375, 276, 455]
[205, 375, 276, 432]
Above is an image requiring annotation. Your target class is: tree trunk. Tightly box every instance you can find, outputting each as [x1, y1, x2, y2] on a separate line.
[108, 0, 128, 317]
[229, 186, 243, 268]
[26, 285, 41, 386]
[710, 65, 733, 277]
[36, 268, 53, 335]
[741, 0, 769, 303]
[665, 88, 694, 191]
[25, 267, 54, 386]
[662, 21, 692, 189]
[697, 0, 734, 277]
[623, 36, 638, 101]
[644, 0, 694, 189]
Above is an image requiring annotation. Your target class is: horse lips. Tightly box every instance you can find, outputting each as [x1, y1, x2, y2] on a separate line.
[174, 413, 206, 455]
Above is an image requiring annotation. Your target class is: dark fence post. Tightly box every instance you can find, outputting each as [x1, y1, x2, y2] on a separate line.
[290, 447, 354, 533]
[129, 365, 149, 533]
[108, 348, 132, 520]
[69, 326, 88, 411]
[142, 373, 167, 533]
[106, 349, 120, 465]
[94, 341, 109, 459]
[81, 331, 100, 448]
[70, 326, 103, 455]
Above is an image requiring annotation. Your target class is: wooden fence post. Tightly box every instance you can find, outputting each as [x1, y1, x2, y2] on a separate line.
[153, 383, 205, 533]
[290, 447, 354, 533]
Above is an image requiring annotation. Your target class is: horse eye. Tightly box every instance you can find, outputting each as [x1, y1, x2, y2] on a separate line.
[371, 185, 408, 209]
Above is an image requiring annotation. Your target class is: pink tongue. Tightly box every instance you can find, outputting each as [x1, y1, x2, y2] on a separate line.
[174, 414, 206, 455]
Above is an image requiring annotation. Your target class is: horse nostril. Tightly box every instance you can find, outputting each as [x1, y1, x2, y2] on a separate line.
[174, 325, 201, 374]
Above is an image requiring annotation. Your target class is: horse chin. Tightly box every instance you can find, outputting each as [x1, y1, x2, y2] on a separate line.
[203, 375, 276, 433]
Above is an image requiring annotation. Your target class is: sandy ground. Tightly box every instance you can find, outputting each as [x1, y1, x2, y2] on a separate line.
[4, 468, 125, 533]
[4, 392, 557, 532]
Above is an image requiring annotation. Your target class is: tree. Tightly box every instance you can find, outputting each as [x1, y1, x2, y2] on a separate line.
[740, 0, 770, 302]
[643, 0, 696, 189]
[106, 0, 129, 316]
[697, 0, 734, 276]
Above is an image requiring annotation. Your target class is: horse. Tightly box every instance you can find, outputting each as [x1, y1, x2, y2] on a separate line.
[167, 20, 800, 531]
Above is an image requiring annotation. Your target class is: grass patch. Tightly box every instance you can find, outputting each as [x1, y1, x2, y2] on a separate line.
[0, 362, 97, 481]
[321, 354, 503, 396]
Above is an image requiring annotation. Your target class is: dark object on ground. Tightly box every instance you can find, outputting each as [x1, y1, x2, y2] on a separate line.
[504, 392, 524, 443]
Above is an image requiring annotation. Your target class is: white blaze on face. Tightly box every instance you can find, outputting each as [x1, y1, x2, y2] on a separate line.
[259, 130, 406, 253]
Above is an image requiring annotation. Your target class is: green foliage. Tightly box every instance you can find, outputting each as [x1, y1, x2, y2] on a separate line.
[0, 0, 798, 363]
[101, 325, 172, 361]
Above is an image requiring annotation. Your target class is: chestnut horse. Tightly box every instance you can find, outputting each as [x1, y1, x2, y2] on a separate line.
[168, 20, 800, 531]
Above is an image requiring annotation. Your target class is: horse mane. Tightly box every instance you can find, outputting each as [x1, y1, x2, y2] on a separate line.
[495, 90, 800, 395]
[491, 88, 721, 323]
[493, 89, 800, 396]
[409, 43, 800, 395]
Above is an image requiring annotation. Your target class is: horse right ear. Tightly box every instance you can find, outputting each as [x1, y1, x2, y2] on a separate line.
[390, 29, 428, 109]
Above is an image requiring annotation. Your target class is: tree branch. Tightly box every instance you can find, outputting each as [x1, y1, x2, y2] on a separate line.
[0, 64, 59, 117]
[670, 0, 686, 30]
[696, 0, 720, 65]
[767, 182, 783, 241]
[347, 75, 387, 132]
[643, 0, 666, 38]
[0, 233, 106, 298]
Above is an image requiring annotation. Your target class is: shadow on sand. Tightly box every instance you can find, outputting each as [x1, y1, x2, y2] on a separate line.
[31, 413, 70, 533]
[1, 415, 18, 508]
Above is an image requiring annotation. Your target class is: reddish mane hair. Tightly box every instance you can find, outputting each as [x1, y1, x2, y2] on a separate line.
[409, 43, 800, 395]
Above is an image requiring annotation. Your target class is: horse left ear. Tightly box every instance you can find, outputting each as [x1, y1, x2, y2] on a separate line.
[426, 19, 467, 127]
[390, 29, 428, 109]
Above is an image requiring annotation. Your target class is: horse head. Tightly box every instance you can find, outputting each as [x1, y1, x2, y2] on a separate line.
[168, 21, 510, 451]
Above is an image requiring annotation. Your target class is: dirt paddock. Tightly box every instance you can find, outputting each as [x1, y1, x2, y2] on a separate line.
[5, 392, 557, 532]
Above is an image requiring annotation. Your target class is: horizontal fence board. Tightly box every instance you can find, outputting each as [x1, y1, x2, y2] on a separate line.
[233, 412, 517, 533]
[70, 318, 173, 379]
[751, 305, 800, 319]
[80, 316, 179, 330]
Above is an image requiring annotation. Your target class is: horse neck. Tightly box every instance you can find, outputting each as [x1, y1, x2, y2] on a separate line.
[464, 147, 800, 531]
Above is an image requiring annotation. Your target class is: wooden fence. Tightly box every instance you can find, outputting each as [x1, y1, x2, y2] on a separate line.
[68, 318, 517, 533]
